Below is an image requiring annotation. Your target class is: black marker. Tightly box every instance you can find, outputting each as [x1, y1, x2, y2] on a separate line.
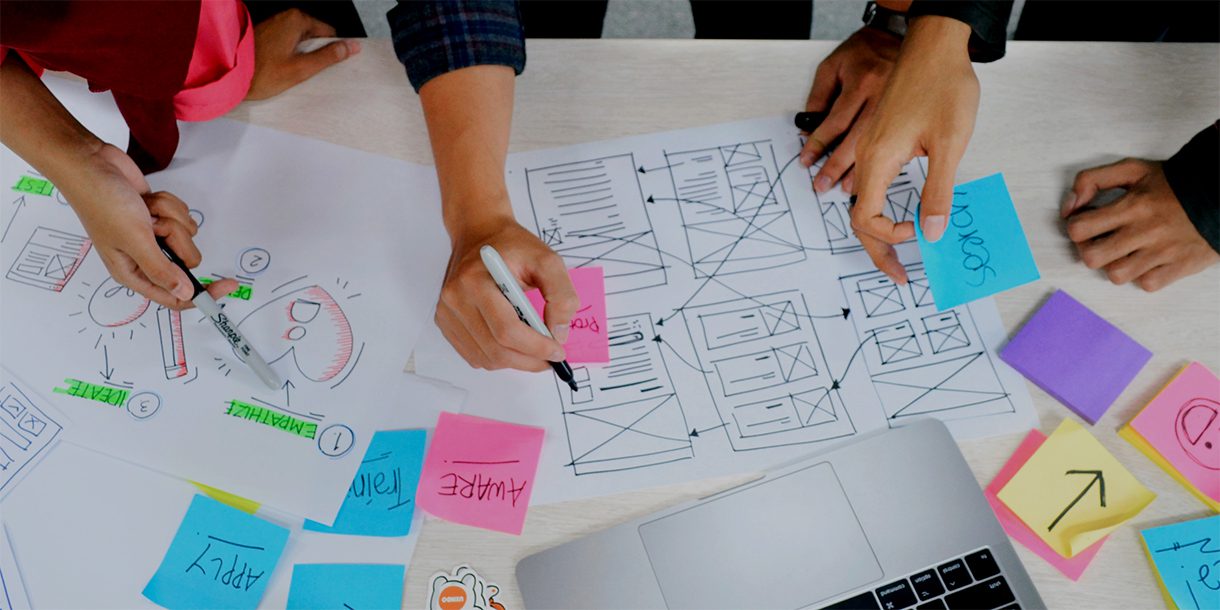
[794, 111, 828, 133]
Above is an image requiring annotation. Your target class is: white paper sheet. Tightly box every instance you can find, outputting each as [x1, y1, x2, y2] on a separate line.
[0, 524, 31, 610]
[414, 116, 1038, 504]
[0, 368, 67, 500]
[0, 77, 450, 523]
[0, 374, 461, 609]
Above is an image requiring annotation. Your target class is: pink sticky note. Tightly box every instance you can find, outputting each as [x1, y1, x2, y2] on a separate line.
[416, 412, 544, 535]
[526, 267, 608, 363]
[1129, 362, 1220, 505]
[984, 429, 1107, 581]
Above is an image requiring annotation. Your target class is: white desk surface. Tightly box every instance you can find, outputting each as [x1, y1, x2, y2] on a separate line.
[229, 39, 1220, 609]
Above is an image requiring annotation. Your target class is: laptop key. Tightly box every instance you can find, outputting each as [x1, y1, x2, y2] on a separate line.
[964, 548, 1001, 580]
[944, 575, 1015, 610]
[875, 579, 918, 609]
[821, 590, 882, 610]
[916, 600, 947, 610]
[910, 569, 945, 600]
[937, 559, 973, 590]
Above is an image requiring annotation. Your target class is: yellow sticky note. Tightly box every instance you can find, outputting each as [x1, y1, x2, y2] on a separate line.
[997, 419, 1156, 558]
[191, 482, 261, 514]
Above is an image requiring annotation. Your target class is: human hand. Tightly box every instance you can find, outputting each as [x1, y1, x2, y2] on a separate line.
[435, 215, 579, 371]
[850, 16, 977, 283]
[800, 26, 901, 194]
[1064, 158, 1219, 291]
[61, 144, 238, 308]
[245, 8, 360, 101]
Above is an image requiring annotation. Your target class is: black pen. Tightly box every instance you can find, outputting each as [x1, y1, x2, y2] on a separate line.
[794, 111, 828, 133]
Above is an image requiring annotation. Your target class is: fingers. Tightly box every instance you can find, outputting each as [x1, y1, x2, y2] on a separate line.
[205, 278, 240, 301]
[812, 104, 870, 193]
[851, 151, 912, 244]
[438, 272, 554, 372]
[1134, 263, 1194, 293]
[126, 225, 194, 302]
[527, 256, 580, 343]
[145, 191, 198, 234]
[801, 89, 866, 168]
[918, 152, 963, 243]
[1065, 158, 1148, 218]
[1066, 196, 1132, 244]
[103, 253, 191, 310]
[1102, 247, 1164, 286]
[288, 40, 359, 84]
[1075, 225, 1146, 271]
[152, 217, 203, 268]
[805, 62, 838, 114]
[859, 233, 909, 285]
[475, 289, 564, 363]
[302, 13, 337, 40]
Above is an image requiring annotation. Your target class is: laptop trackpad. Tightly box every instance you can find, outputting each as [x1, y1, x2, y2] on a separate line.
[638, 462, 883, 609]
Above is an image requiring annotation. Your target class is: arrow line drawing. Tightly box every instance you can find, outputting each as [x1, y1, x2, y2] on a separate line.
[1048, 469, 1106, 532]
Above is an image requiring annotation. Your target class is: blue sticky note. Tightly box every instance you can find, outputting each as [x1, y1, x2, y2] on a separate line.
[303, 429, 426, 536]
[286, 564, 405, 610]
[143, 495, 289, 610]
[916, 173, 1039, 310]
[1141, 515, 1220, 610]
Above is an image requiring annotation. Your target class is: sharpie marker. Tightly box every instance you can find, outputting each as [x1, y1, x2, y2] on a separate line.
[794, 111, 828, 133]
[156, 238, 282, 390]
[479, 245, 579, 392]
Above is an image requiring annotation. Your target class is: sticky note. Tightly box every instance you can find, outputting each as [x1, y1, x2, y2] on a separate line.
[916, 173, 1039, 310]
[997, 419, 1155, 558]
[304, 429, 427, 536]
[417, 412, 545, 535]
[192, 482, 261, 514]
[143, 495, 289, 610]
[286, 564, 405, 610]
[527, 266, 609, 363]
[1122, 362, 1220, 511]
[984, 429, 1107, 580]
[1000, 290, 1151, 423]
[1141, 515, 1220, 610]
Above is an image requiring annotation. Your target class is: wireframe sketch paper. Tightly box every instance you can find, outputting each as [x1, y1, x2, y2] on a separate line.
[984, 429, 1106, 580]
[997, 418, 1155, 558]
[0, 368, 66, 499]
[526, 266, 609, 363]
[285, 564, 405, 610]
[413, 116, 1037, 504]
[915, 173, 1039, 310]
[1140, 515, 1220, 610]
[0, 525, 31, 610]
[0, 77, 450, 523]
[1122, 362, 1220, 511]
[1001, 290, 1151, 424]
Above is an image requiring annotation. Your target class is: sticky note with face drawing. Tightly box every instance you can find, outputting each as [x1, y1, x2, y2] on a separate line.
[1121, 362, 1220, 511]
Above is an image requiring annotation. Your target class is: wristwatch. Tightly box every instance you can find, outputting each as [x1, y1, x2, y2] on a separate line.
[862, 1, 908, 38]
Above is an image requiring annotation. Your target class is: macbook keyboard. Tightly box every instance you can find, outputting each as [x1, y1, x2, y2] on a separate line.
[820, 547, 1020, 610]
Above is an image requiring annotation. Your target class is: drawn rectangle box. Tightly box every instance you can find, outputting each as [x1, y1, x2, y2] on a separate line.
[922, 310, 970, 354]
[525, 154, 666, 295]
[0, 379, 64, 495]
[696, 299, 800, 351]
[871, 321, 922, 366]
[5, 226, 91, 292]
[712, 343, 819, 397]
[732, 387, 841, 439]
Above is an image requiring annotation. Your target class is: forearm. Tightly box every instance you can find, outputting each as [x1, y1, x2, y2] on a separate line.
[901, 14, 972, 60]
[0, 58, 103, 188]
[419, 65, 516, 241]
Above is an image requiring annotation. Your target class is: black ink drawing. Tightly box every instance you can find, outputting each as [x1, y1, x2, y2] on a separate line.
[1176, 398, 1219, 471]
[5, 226, 90, 292]
[0, 377, 64, 494]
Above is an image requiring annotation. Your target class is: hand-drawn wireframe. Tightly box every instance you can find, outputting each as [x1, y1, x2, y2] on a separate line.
[839, 264, 1015, 426]
[1176, 397, 1219, 471]
[5, 226, 90, 292]
[662, 141, 807, 277]
[806, 145, 927, 254]
[156, 306, 189, 379]
[0, 377, 64, 495]
[234, 275, 363, 388]
[551, 313, 693, 475]
[680, 290, 856, 450]
[524, 154, 668, 295]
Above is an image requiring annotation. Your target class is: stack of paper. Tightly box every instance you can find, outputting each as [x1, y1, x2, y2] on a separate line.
[1120, 362, 1220, 512]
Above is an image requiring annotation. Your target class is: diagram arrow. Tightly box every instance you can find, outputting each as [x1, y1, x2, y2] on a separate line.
[638, 162, 683, 174]
[831, 333, 875, 389]
[2, 195, 26, 243]
[1048, 470, 1106, 532]
[690, 422, 729, 438]
[282, 379, 295, 406]
[99, 345, 114, 380]
[652, 335, 711, 373]
[810, 307, 851, 320]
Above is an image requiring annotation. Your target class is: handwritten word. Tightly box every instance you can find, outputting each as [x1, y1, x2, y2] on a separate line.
[437, 466, 527, 508]
[349, 458, 410, 510]
[1154, 536, 1220, 602]
[570, 305, 601, 334]
[12, 175, 53, 196]
[199, 278, 253, 301]
[225, 400, 317, 439]
[185, 536, 267, 593]
[52, 378, 128, 406]
[950, 195, 998, 287]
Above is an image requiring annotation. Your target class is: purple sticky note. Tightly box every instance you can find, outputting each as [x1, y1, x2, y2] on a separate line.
[1001, 290, 1151, 423]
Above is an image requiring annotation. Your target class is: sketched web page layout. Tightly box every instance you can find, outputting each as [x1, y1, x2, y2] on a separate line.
[415, 116, 1037, 505]
[0, 77, 450, 523]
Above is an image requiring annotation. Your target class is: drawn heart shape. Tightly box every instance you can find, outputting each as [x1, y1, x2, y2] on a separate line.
[235, 285, 354, 382]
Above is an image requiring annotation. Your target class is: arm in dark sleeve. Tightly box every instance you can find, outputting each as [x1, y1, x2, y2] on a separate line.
[1163, 121, 1220, 254]
[387, 0, 525, 92]
[907, 0, 1014, 62]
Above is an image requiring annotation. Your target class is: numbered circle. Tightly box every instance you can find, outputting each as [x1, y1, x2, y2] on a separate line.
[126, 391, 162, 420]
[237, 247, 271, 275]
[317, 424, 355, 458]
[188, 209, 205, 228]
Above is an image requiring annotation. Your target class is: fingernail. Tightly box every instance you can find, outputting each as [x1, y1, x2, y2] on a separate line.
[842, 175, 854, 194]
[334, 43, 349, 59]
[799, 153, 812, 168]
[172, 281, 192, 301]
[552, 323, 570, 344]
[1061, 192, 1077, 217]
[549, 348, 566, 362]
[814, 176, 832, 193]
[346, 40, 362, 55]
[923, 215, 947, 242]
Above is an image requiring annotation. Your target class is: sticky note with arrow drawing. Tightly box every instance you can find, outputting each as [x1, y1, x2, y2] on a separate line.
[997, 418, 1155, 558]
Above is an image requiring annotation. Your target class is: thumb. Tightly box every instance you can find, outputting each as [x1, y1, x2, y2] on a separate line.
[1065, 158, 1146, 218]
[132, 237, 194, 302]
[528, 257, 579, 344]
[290, 40, 359, 82]
[918, 153, 961, 243]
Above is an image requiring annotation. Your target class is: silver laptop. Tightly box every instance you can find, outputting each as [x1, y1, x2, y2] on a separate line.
[517, 419, 1042, 610]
